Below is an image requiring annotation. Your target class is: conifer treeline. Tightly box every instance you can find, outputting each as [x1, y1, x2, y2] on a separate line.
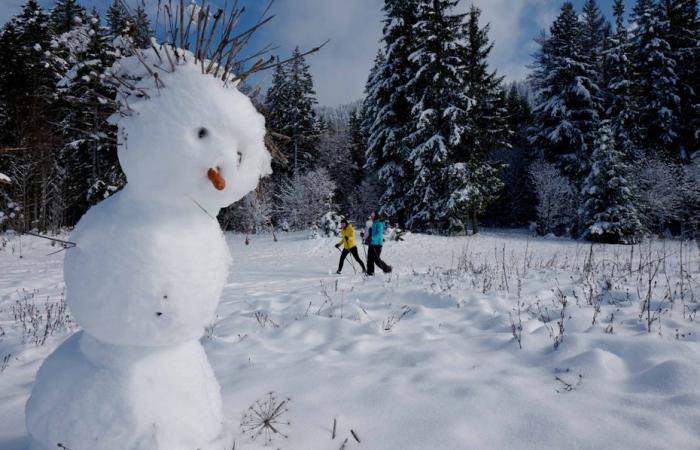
[1, 0, 699, 242]
[0, 0, 151, 232]
[361, 0, 700, 241]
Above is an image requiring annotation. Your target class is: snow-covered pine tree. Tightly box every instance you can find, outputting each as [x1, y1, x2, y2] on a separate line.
[485, 82, 536, 227]
[580, 0, 609, 88]
[347, 109, 366, 190]
[106, 0, 130, 37]
[629, 0, 681, 158]
[363, 0, 419, 226]
[580, 122, 643, 243]
[50, 0, 85, 35]
[264, 62, 292, 178]
[287, 47, 319, 171]
[454, 5, 509, 233]
[604, 0, 640, 161]
[0, 0, 65, 231]
[460, 6, 510, 161]
[360, 50, 385, 144]
[58, 9, 123, 224]
[264, 48, 318, 174]
[130, 4, 152, 49]
[660, 0, 699, 158]
[0, 22, 22, 147]
[405, 0, 470, 233]
[529, 2, 602, 184]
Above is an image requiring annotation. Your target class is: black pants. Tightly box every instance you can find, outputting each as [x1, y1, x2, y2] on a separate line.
[367, 245, 391, 274]
[338, 246, 366, 273]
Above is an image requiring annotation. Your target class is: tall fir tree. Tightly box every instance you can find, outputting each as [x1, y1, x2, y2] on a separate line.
[605, 0, 639, 161]
[58, 9, 123, 224]
[529, 2, 602, 184]
[405, 0, 471, 232]
[363, 0, 419, 225]
[460, 6, 510, 161]
[360, 50, 385, 145]
[50, 0, 85, 35]
[454, 5, 509, 233]
[488, 83, 536, 226]
[264, 62, 292, 178]
[580, 0, 608, 84]
[130, 4, 152, 48]
[106, 0, 130, 37]
[265, 47, 318, 173]
[347, 109, 366, 189]
[580, 122, 643, 243]
[629, 0, 681, 158]
[1, 0, 65, 231]
[660, 0, 700, 158]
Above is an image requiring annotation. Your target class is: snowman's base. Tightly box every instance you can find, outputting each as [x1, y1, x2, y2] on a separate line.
[26, 332, 231, 450]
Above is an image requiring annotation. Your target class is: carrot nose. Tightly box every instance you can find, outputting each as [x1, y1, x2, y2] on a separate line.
[207, 167, 226, 191]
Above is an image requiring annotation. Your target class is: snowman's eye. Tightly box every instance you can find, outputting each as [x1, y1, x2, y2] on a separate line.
[197, 127, 209, 139]
[237, 151, 243, 165]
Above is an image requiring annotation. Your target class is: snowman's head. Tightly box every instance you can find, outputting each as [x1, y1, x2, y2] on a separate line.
[108, 45, 272, 211]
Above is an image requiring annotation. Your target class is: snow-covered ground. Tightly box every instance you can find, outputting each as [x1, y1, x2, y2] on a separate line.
[1, 230, 700, 450]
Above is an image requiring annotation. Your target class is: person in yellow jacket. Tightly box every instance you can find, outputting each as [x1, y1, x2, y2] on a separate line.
[334, 219, 367, 274]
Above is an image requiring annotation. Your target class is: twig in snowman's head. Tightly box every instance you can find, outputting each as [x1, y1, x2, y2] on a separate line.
[112, 0, 276, 86]
[107, 0, 325, 164]
[111, 0, 327, 93]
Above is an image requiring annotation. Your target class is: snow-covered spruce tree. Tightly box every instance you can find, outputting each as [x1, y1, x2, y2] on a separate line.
[264, 62, 292, 178]
[486, 83, 536, 227]
[285, 47, 319, 171]
[529, 2, 602, 184]
[629, 0, 681, 158]
[106, 0, 129, 37]
[347, 109, 367, 190]
[404, 0, 470, 233]
[455, 5, 509, 233]
[57, 9, 123, 225]
[362, 0, 419, 225]
[0, 0, 65, 231]
[50, 0, 85, 35]
[580, 0, 609, 89]
[130, 4, 152, 49]
[264, 48, 319, 174]
[604, 0, 640, 161]
[580, 122, 643, 243]
[660, 0, 700, 159]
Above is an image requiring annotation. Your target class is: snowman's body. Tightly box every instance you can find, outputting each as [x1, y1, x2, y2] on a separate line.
[26, 46, 271, 450]
[27, 332, 227, 450]
[64, 189, 231, 347]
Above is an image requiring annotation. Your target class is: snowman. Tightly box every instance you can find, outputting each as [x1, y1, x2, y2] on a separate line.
[25, 38, 271, 450]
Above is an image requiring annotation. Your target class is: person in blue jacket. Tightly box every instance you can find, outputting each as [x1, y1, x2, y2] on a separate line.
[366, 211, 392, 276]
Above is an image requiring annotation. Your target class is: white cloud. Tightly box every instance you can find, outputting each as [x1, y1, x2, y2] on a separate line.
[267, 0, 555, 106]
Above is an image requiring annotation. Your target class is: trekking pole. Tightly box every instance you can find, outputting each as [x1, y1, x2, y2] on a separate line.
[336, 246, 357, 274]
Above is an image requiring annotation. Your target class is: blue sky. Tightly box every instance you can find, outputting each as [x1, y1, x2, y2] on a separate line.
[0, 0, 635, 106]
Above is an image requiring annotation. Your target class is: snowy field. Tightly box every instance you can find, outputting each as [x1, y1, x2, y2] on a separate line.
[1, 230, 700, 450]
